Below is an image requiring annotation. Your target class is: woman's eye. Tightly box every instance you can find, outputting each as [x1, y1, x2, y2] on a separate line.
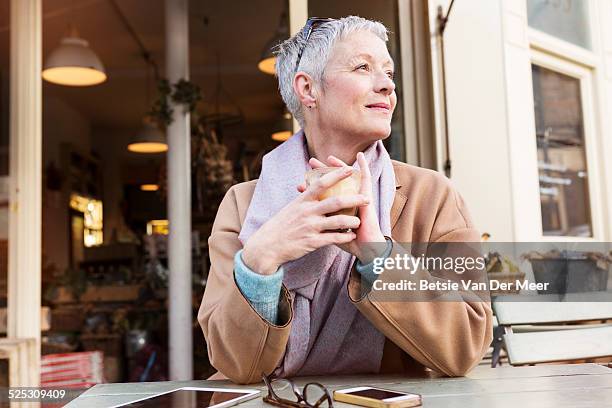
[387, 71, 395, 79]
[357, 64, 369, 71]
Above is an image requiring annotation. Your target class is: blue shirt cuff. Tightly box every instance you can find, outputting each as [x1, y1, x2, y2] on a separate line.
[355, 237, 393, 284]
[234, 249, 283, 324]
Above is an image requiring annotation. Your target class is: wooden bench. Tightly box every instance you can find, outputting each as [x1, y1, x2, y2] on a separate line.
[492, 291, 612, 366]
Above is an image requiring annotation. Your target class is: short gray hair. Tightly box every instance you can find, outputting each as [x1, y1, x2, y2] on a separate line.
[275, 16, 389, 128]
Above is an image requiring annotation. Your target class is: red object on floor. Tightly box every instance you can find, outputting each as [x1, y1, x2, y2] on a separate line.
[41, 351, 104, 388]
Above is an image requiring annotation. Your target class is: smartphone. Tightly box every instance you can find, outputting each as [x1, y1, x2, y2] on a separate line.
[333, 386, 422, 408]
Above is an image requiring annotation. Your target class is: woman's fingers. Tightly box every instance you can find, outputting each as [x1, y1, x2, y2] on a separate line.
[303, 166, 353, 200]
[327, 155, 348, 167]
[315, 194, 369, 215]
[357, 152, 372, 198]
[321, 231, 356, 246]
[308, 157, 327, 168]
[319, 215, 361, 231]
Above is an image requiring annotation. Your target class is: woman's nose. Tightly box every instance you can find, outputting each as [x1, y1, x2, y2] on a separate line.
[374, 71, 395, 95]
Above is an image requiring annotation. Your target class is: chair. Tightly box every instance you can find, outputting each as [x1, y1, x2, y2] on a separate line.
[492, 291, 612, 366]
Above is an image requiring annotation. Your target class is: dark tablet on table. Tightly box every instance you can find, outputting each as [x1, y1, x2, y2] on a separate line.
[111, 387, 260, 408]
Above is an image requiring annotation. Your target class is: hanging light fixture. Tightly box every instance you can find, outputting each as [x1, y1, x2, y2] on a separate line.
[128, 53, 167, 154]
[258, 8, 288, 75]
[140, 184, 159, 192]
[128, 117, 168, 153]
[42, 26, 107, 86]
[271, 110, 293, 142]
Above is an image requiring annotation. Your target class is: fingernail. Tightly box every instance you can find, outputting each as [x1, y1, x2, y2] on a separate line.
[343, 167, 352, 174]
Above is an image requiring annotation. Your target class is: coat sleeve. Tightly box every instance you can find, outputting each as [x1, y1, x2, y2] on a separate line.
[197, 185, 293, 384]
[347, 185, 493, 377]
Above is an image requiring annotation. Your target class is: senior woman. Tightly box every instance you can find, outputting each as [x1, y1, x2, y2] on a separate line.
[198, 16, 492, 384]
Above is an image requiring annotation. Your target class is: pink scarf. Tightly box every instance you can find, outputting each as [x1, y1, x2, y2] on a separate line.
[238, 130, 396, 377]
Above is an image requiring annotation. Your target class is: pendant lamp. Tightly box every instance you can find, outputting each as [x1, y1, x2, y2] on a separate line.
[42, 26, 107, 86]
[140, 184, 159, 191]
[258, 10, 288, 75]
[271, 111, 293, 141]
[127, 117, 168, 154]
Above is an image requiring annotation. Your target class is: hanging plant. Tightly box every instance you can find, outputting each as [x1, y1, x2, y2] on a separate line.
[149, 78, 202, 127]
[148, 79, 172, 126]
[152, 77, 235, 217]
[172, 79, 202, 113]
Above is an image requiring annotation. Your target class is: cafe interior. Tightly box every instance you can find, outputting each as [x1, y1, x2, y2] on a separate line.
[0, 0, 405, 383]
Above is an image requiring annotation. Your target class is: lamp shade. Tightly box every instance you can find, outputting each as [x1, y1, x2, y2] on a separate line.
[271, 111, 293, 142]
[258, 12, 288, 75]
[140, 184, 159, 192]
[257, 54, 276, 75]
[43, 31, 107, 86]
[258, 34, 281, 75]
[128, 119, 168, 153]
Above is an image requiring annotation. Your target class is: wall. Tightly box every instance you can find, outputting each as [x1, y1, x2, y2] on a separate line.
[91, 127, 123, 246]
[91, 127, 136, 245]
[497, 0, 543, 241]
[91, 126, 166, 243]
[426, 0, 612, 242]
[427, 0, 515, 241]
[42, 95, 92, 273]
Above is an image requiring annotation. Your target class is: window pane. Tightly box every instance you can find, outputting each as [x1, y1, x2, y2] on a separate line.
[308, 0, 405, 162]
[527, 0, 591, 49]
[531, 64, 592, 237]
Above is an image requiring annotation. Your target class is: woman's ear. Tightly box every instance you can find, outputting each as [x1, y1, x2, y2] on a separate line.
[293, 72, 317, 108]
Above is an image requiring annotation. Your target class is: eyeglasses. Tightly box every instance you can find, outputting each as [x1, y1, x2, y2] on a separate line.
[262, 374, 334, 408]
[294, 17, 335, 73]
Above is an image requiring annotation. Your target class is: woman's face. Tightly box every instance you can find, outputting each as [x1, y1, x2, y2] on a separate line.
[315, 30, 397, 144]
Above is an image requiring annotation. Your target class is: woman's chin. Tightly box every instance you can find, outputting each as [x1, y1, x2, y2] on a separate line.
[365, 124, 392, 140]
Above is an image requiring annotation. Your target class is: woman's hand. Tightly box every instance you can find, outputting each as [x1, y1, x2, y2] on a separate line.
[297, 152, 386, 264]
[242, 167, 370, 275]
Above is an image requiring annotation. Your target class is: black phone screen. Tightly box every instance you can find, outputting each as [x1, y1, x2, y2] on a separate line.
[345, 388, 414, 400]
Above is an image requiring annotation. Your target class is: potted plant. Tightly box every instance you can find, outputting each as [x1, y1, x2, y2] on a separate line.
[485, 252, 525, 296]
[522, 250, 612, 295]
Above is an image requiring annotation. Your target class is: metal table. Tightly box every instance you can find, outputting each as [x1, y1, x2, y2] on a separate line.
[66, 363, 612, 408]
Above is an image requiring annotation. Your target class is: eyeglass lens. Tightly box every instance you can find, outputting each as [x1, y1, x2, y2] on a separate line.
[303, 383, 331, 408]
[271, 379, 301, 403]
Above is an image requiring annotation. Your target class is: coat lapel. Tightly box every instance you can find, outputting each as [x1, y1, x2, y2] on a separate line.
[390, 190, 407, 230]
[390, 168, 406, 230]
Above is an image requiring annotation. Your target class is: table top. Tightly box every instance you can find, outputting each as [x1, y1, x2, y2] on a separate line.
[66, 363, 612, 408]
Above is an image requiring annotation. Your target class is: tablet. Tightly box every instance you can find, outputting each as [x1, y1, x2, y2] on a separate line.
[110, 387, 261, 408]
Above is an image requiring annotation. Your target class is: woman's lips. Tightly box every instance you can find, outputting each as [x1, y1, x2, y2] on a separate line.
[365, 103, 391, 113]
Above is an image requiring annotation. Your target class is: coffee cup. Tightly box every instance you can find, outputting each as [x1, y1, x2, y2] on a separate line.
[305, 167, 362, 216]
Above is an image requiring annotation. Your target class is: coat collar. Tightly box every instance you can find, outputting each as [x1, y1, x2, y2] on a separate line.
[390, 163, 406, 229]
[390, 188, 407, 229]
[392, 161, 402, 190]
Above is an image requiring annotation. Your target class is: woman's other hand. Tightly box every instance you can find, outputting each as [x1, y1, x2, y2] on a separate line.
[242, 167, 370, 275]
[297, 152, 386, 264]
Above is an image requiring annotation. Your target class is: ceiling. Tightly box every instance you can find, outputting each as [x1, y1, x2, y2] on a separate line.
[0, 0, 399, 164]
[0, 0, 286, 155]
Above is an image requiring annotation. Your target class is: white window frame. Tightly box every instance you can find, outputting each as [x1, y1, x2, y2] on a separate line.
[524, 0, 608, 241]
[529, 49, 604, 241]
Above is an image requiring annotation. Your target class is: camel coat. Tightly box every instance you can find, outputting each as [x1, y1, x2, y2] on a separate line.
[198, 160, 493, 384]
